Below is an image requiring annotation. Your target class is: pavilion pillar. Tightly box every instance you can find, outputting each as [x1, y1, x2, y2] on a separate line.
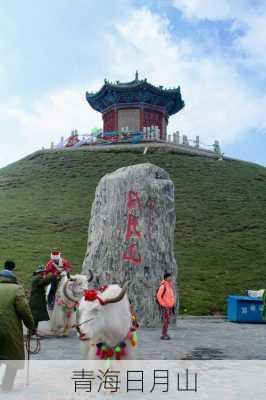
[102, 114, 105, 132]
[114, 108, 118, 131]
[162, 116, 167, 140]
[140, 106, 144, 132]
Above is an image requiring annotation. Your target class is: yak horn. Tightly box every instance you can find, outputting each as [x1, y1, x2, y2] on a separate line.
[87, 269, 94, 283]
[102, 281, 130, 305]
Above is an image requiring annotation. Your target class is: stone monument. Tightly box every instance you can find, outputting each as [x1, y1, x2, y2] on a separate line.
[82, 163, 177, 327]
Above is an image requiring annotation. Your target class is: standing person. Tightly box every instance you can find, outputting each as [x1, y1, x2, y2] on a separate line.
[1, 260, 16, 278]
[29, 266, 59, 333]
[44, 249, 72, 310]
[0, 269, 35, 392]
[156, 272, 176, 340]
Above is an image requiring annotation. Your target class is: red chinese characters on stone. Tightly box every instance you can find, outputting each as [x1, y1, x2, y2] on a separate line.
[125, 214, 141, 241]
[127, 191, 141, 210]
[122, 243, 142, 265]
[122, 190, 142, 266]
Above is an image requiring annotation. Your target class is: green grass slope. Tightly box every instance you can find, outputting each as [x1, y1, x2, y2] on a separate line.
[0, 148, 265, 314]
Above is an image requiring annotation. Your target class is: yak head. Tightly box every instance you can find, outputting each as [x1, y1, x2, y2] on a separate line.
[76, 282, 131, 346]
[63, 270, 94, 302]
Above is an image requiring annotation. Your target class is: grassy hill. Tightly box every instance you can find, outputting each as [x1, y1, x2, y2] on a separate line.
[0, 148, 265, 315]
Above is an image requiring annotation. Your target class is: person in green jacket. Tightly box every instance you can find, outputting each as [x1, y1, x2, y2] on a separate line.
[29, 265, 58, 331]
[0, 268, 35, 392]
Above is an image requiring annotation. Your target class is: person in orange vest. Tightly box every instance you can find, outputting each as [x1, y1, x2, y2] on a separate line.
[156, 272, 176, 340]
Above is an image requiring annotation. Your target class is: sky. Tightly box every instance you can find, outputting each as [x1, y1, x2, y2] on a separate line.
[0, 0, 265, 167]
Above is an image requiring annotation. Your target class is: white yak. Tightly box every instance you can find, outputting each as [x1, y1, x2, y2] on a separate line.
[76, 282, 137, 360]
[48, 271, 93, 336]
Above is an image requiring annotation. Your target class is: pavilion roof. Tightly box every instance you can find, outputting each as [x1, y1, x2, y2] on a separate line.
[86, 72, 185, 116]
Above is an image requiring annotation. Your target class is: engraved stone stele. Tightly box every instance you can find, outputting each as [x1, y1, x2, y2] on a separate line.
[82, 163, 177, 327]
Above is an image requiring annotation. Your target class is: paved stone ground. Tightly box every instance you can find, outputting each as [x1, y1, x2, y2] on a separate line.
[32, 318, 266, 360]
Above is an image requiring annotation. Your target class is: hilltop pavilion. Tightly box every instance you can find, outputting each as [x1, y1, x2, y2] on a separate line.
[86, 72, 184, 140]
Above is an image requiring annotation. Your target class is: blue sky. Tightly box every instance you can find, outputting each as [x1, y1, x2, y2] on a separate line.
[0, 0, 265, 167]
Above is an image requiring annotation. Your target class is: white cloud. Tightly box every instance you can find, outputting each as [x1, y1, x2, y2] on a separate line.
[235, 13, 266, 67]
[105, 8, 266, 147]
[11, 87, 100, 140]
[173, 0, 266, 67]
[0, 83, 103, 166]
[173, 0, 237, 20]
